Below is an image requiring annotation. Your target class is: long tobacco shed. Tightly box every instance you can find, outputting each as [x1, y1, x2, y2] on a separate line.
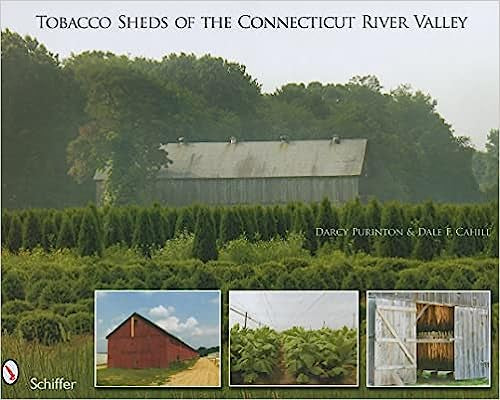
[367, 291, 490, 386]
[94, 138, 367, 206]
[106, 312, 199, 369]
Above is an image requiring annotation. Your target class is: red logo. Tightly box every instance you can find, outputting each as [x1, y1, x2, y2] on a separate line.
[2, 359, 19, 385]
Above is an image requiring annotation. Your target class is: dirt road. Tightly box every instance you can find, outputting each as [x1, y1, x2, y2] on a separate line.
[164, 357, 219, 386]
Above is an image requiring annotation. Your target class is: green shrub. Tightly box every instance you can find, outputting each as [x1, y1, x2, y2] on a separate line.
[175, 207, 195, 236]
[77, 298, 94, 313]
[56, 215, 76, 249]
[39, 281, 76, 308]
[1, 314, 19, 334]
[132, 209, 154, 257]
[67, 312, 93, 335]
[2, 271, 26, 301]
[152, 233, 195, 262]
[2, 210, 12, 246]
[22, 211, 42, 250]
[7, 214, 23, 253]
[2, 299, 34, 315]
[17, 312, 68, 345]
[103, 208, 124, 247]
[50, 303, 90, 317]
[219, 208, 244, 244]
[78, 209, 103, 257]
[219, 233, 308, 264]
[26, 280, 48, 306]
[149, 205, 166, 248]
[41, 214, 58, 251]
[192, 207, 218, 262]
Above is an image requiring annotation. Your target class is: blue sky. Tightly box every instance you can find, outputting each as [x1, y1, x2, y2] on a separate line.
[95, 291, 220, 353]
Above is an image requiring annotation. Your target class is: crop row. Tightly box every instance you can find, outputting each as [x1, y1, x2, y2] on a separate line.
[230, 325, 357, 384]
[1, 244, 498, 345]
[2, 199, 498, 260]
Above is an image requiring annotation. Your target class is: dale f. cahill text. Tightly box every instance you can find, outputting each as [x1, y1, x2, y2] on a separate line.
[316, 227, 491, 237]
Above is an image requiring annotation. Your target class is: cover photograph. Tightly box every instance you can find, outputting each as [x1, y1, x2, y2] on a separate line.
[0, 1, 498, 399]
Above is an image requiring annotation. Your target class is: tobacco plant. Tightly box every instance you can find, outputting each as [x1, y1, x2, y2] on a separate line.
[230, 324, 280, 383]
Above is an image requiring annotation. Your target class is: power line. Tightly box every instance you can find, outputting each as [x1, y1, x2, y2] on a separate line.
[229, 306, 265, 328]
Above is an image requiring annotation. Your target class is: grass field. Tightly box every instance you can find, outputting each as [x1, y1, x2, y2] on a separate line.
[1, 334, 498, 398]
[96, 360, 197, 386]
[414, 371, 490, 386]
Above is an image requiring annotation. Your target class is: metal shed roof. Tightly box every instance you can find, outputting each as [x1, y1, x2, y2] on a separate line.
[94, 138, 367, 180]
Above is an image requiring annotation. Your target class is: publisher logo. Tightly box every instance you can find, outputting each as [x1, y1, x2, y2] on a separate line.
[2, 359, 19, 385]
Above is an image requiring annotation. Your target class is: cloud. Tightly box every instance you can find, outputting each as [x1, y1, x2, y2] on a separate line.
[156, 315, 199, 333]
[148, 305, 175, 319]
[192, 325, 220, 337]
[98, 319, 103, 324]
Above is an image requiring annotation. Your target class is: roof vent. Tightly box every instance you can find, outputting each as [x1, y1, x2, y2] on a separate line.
[177, 136, 185, 144]
[229, 136, 237, 144]
[332, 136, 341, 144]
[279, 135, 289, 143]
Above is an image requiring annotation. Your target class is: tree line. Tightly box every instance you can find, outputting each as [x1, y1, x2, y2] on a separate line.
[2, 199, 498, 261]
[2, 29, 493, 207]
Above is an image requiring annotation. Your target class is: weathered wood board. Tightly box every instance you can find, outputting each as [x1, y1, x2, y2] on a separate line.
[372, 298, 417, 386]
[454, 306, 489, 380]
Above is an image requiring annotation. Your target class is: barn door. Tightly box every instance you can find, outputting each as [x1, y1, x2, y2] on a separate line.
[372, 297, 417, 386]
[454, 306, 489, 380]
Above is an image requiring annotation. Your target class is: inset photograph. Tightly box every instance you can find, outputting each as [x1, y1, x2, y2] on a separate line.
[94, 290, 220, 387]
[229, 290, 358, 386]
[367, 290, 490, 387]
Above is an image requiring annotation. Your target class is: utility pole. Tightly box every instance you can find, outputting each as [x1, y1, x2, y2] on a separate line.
[244, 312, 248, 329]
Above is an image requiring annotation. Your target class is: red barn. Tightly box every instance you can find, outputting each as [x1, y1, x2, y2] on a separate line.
[106, 312, 199, 369]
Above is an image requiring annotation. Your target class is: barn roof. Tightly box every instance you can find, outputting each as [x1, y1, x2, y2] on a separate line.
[105, 312, 197, 352]
[94, 138, 367, 180]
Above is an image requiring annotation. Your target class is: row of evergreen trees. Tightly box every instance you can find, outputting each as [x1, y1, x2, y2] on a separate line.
[2, 199, 498, 261]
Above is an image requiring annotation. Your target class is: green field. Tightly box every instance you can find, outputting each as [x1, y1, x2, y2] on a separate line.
[1, 202, 498, 398]
[96, 359, 197, 386]
[1, 334, 498, 399]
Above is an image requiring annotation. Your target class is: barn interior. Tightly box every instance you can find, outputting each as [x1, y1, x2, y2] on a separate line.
[416, 303, 454, 373]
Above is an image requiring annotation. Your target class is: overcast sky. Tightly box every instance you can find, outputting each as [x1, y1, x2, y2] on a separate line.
[1, 1, 498, 148]
[95, 291, 220, 353]
[229, 291, 358, 331]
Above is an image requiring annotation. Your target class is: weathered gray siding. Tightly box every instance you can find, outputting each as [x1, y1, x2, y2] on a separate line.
[368, 291, 490, 385]
[153, 176, 359, 206]
[369, 291, 489, 308]
[454, 306, 490, 380]
[370, 297, 417, 386]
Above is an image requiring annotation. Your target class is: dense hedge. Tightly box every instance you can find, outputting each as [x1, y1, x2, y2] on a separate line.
[1, 242, 498, 344]
[16, 312, 68, 345]
[2, 200, 498, 260]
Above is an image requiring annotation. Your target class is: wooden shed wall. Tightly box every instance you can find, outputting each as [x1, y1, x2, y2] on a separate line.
[152, 176, 359, 206]
[107, 318, 198, 369]
[368, 292, 490, 384]
[369, 297, 417, 386]
[454, 306, 490, 380]
[369, 292, 489, 308]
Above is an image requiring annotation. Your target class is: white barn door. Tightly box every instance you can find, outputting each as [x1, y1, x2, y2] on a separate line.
[373, 298, 417, 386]
[454, 306, 489, 380]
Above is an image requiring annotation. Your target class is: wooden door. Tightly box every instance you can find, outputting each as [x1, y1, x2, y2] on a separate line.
[371, 297, 417, 386]
[454, 306, 489, 380]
